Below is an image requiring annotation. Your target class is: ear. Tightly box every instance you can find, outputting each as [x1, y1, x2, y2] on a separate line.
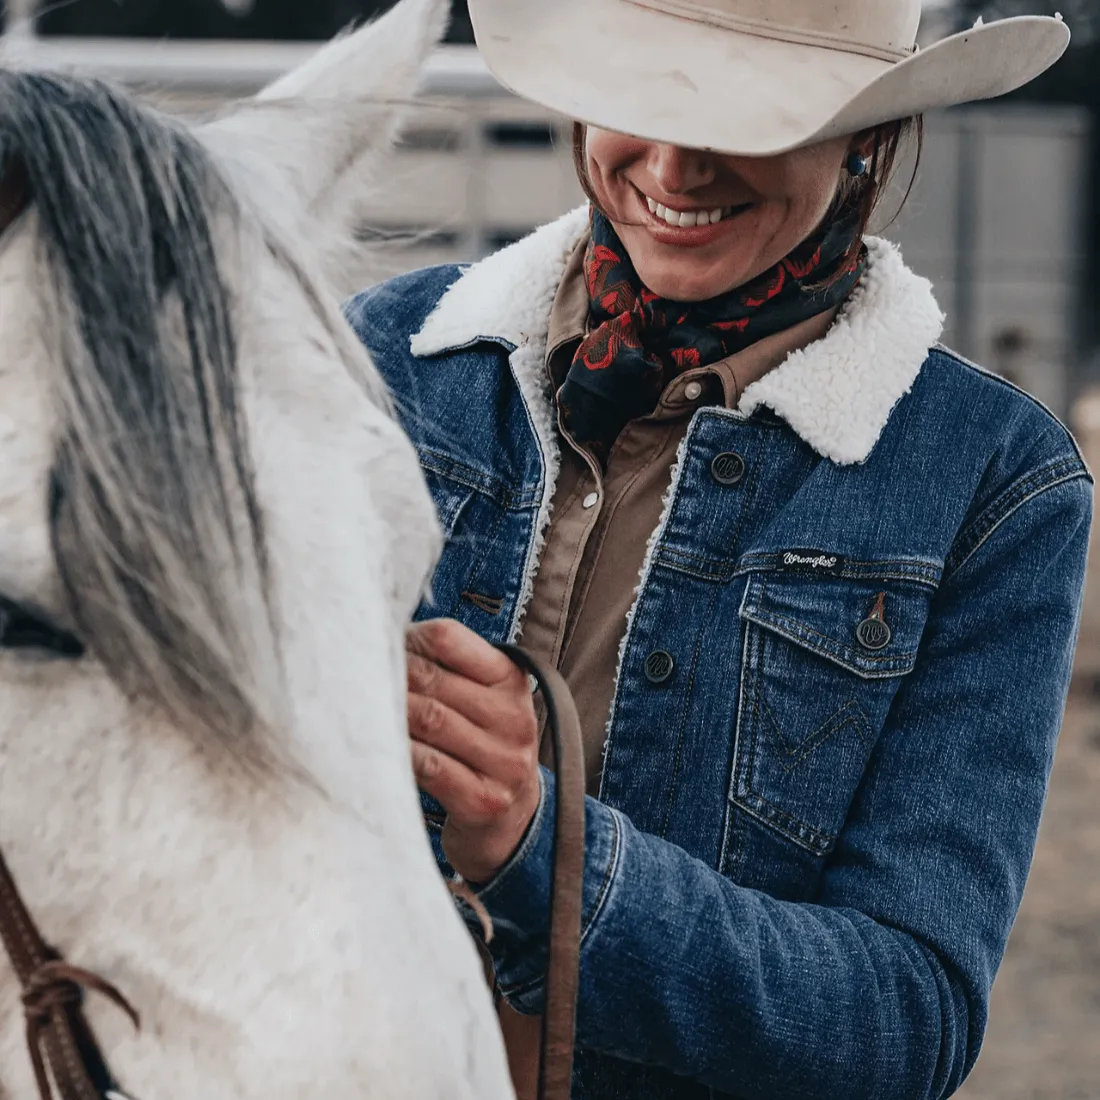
[848, 130, 877, 161]
[199, 0, 449, 217]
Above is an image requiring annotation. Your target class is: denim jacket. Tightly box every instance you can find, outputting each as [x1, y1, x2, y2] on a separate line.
[346, 207, 1092, 1100]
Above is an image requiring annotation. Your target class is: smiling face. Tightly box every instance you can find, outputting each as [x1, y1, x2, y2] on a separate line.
[584, 127, 861, 302]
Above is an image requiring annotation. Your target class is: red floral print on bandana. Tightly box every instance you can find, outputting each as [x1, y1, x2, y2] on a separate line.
[558, 207, 865, 465]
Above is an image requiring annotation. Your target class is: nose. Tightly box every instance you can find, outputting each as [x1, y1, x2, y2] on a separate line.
[647, 143, 717, 195]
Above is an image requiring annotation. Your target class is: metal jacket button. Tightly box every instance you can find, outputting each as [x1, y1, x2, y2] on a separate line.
[644, 650, 676, 685]
[711, 452, 745, 485]
[856, 617, 892, 651]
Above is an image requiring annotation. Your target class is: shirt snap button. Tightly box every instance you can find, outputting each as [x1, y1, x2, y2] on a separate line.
[856, 618, 892, 651]
[711, 452, 745, 486]
[644, 650, 675, 685]
[582, 492, 600, 510]
[683, 381, 704, 401]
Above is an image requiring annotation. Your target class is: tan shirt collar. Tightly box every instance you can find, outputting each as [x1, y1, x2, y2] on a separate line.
[546, 233, 839, 414]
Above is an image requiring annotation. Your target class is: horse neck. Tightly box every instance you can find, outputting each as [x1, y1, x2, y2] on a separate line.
[239, 258, 437, 828]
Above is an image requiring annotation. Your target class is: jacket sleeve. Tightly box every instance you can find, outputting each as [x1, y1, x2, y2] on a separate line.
[470, 471, 1092, 1100]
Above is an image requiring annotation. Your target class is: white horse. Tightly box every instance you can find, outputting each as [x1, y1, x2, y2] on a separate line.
[0, 1, 515, 1096]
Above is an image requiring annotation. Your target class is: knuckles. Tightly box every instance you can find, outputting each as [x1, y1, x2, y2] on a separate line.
[470, 785, 511, 823]
[412, 744, 442, 780]
[413, 694, 449, 738]
[498, 745, 538, 790]
[408, 617, 466, 661]
[406, 651, 440, 693]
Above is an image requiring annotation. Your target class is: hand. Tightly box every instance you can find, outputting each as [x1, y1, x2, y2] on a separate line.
[406, 619, 542, 885]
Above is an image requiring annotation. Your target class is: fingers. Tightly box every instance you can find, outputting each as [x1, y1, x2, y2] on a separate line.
[407, 619, 521, 688]
[407, 649, 531, 733]
[405, 616, 543, 883]
[410, 740, 517, 828]
[407, 690, 533, 779]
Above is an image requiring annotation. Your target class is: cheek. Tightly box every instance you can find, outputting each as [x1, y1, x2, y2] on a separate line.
[585, 131, 647, 214]
[779, 147, 849, 222]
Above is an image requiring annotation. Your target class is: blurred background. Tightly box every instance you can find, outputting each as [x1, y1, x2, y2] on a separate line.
[1, 0, 1097, 1094]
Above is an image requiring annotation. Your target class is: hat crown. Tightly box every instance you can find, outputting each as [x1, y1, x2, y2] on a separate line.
[627, 0, 922, 58]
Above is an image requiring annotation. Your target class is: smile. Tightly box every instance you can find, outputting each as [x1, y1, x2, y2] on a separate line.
[643, 195, 747, 228]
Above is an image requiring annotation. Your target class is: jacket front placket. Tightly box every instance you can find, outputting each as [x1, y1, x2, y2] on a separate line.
[596, 409, 804, 862]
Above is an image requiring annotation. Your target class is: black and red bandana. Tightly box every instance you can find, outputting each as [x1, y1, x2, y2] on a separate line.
[557, 206, 866, 464]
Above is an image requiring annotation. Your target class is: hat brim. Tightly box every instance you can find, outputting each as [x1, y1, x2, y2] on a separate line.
[469, 0, 1070, 156]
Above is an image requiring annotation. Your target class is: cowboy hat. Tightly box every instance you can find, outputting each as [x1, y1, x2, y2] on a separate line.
[466, 0, 1070, 156]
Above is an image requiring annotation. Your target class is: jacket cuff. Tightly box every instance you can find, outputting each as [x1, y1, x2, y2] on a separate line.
[473, 766, 623, 1012]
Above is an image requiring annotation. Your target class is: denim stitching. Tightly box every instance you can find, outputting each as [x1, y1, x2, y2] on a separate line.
[581, 808, 624, 946]
[747, 608, 916, 675]
[720, 621, 756, 877]
[733, 619, 874, 855]
[497, 805, 625, 1002]
[734, 554, 942, 587]
[660, 548, 943, 587]
[418, 445, 542, 510]
[745, 580, 922, 676]
[455, 504, 510, 620]
[658, 581, 723, 839]
[731, 791, 834, 855]
[945, 462, 1088, 577]
[760, 696, 870, 773]
[953, 473, 1089, 577]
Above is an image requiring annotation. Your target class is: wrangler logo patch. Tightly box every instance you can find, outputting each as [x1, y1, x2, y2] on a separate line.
[780, 550, 845, 574]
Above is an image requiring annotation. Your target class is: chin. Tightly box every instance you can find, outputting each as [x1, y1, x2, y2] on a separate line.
[636, 262, 747, 303]
[626, 240, 756, 303]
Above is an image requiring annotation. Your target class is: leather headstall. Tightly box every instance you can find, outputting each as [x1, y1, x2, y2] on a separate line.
[0, 594, 137, 1099]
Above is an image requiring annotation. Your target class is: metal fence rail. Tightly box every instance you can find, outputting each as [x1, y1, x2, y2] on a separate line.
[1, 23, 1090, 416]
[0, 34, 501, 97]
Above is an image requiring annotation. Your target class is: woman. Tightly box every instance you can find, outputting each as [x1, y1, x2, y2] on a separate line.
[346, 2, 1089, 1097]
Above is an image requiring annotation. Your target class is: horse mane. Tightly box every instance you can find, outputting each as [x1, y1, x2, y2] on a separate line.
[0, 71, 280, 768]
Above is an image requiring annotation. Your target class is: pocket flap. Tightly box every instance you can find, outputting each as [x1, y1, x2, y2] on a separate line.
[740, 574, 933, 679]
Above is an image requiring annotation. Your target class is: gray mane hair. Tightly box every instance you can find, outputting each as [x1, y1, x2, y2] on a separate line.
[0, 70, 283, 767]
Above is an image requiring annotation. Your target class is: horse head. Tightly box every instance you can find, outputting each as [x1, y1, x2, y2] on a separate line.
[0, 3, 513, 1096]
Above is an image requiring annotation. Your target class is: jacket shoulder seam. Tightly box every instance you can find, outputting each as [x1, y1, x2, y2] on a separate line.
[930, 343, 1090, 471]
[945, 458, 1091, 578]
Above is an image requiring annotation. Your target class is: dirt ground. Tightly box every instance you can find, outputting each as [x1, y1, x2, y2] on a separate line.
[958, 397, 1100, 1099]
[956, 684, 1100, 1099]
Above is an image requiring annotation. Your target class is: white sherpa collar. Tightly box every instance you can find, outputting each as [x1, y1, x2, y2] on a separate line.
[412, 206, 590, 357]
[411, 206, 945, 465]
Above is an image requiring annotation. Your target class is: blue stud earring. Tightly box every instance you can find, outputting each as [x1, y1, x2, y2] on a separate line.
[846, 151, 869, 178]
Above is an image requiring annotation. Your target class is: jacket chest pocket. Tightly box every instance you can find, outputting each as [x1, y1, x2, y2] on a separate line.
[730, 573, 934, 858]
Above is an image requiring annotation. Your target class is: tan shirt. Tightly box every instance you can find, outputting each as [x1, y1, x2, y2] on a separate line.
[500, 239, 838, 1100]
[518, 237, 838, 793]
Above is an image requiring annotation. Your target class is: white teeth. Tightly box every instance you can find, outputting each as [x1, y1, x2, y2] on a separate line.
[645, 197, 739, 228]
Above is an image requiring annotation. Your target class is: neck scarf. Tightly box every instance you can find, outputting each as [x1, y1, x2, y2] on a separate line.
[558, 206, 866, 463]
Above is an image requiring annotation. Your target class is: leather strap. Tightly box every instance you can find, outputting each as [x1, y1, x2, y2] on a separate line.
[495, 645, 586, 1100]
[0, 850, 139, 1100]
